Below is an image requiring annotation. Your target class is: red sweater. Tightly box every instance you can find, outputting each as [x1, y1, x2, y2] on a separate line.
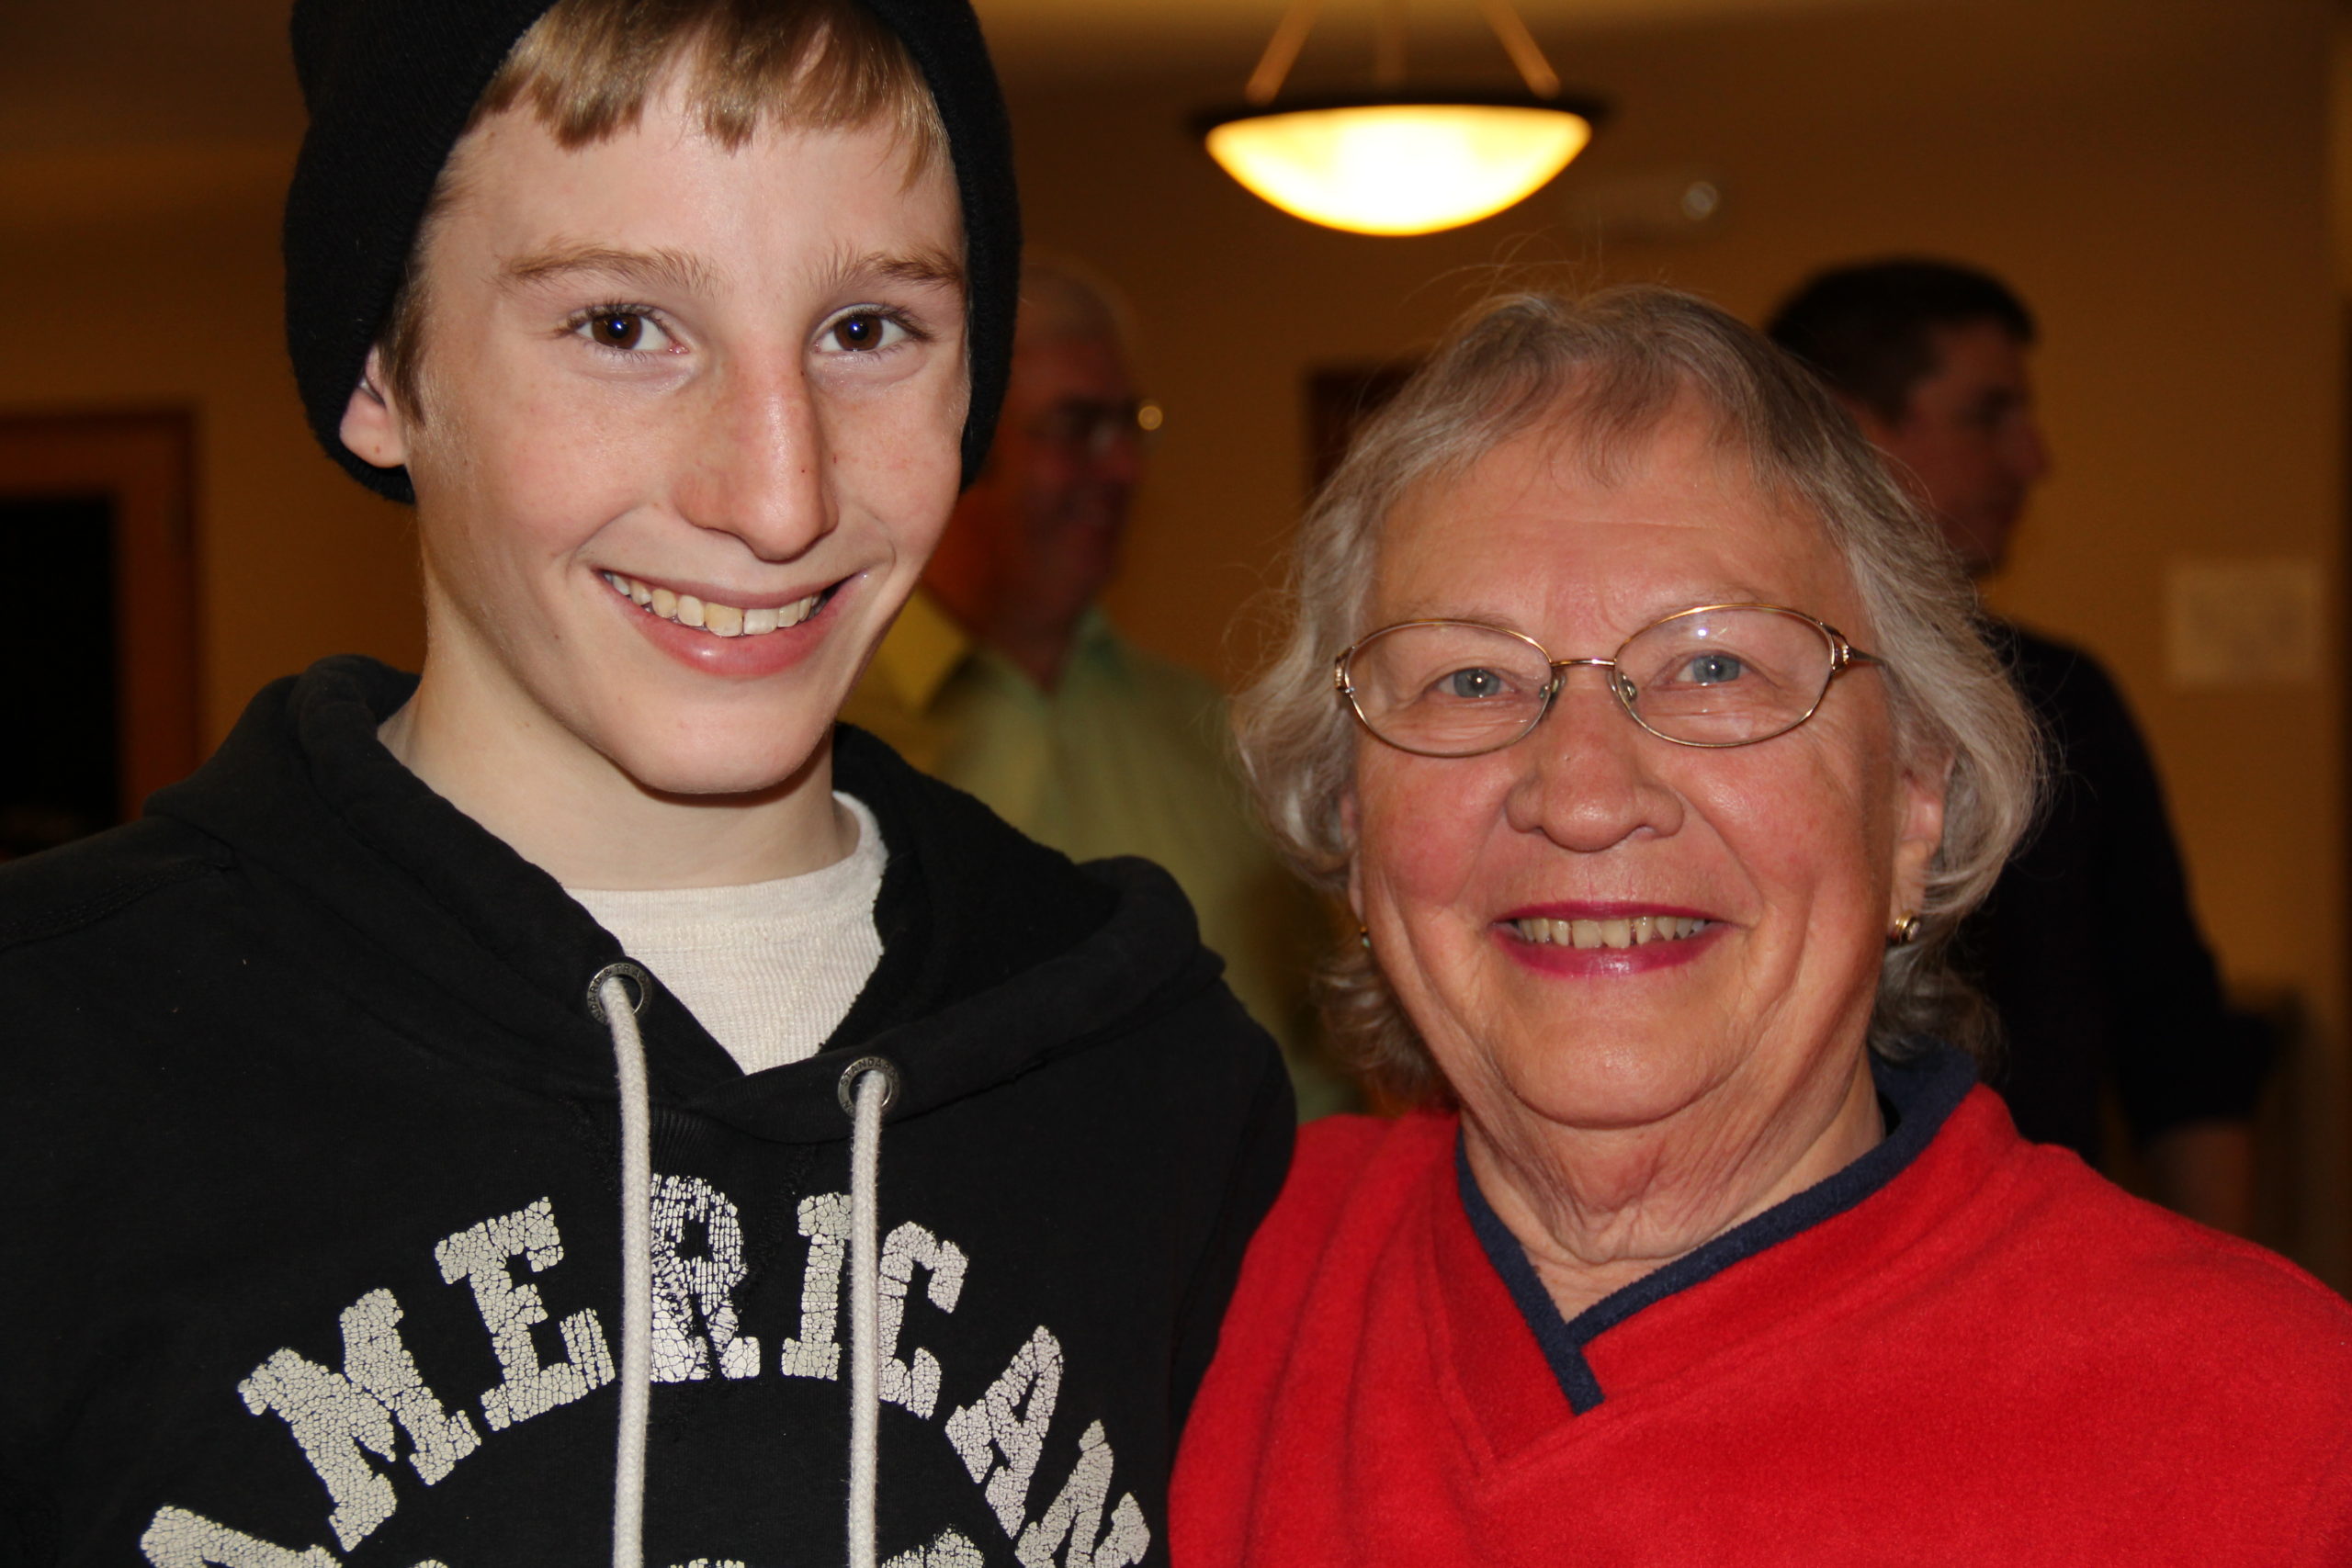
[1172, 1052, 2352, 1565]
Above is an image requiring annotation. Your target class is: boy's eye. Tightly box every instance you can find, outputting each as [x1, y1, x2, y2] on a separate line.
[821, 310, 912, 355]
[575, 309, 675, 354]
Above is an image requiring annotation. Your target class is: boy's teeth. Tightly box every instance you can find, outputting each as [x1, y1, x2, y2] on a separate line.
[1513, 915, 1711, 950]
[603, 574, 824, 637]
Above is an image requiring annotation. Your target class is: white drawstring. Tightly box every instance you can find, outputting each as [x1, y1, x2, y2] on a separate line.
[594, 964, 654, 1568]
[842, 1056, 895, 1568]
[595, 959, 892, 1568]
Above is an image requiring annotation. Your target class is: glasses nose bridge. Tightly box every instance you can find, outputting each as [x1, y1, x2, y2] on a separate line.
[1535, 654, 1639, 728]
[1548, 653, 1634, 690]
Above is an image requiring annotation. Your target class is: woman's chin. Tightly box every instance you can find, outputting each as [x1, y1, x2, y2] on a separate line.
[1465, 1039, 1728, 1135]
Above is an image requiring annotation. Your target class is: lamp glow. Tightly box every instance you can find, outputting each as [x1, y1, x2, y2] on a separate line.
[1204, 100, 1592, 235]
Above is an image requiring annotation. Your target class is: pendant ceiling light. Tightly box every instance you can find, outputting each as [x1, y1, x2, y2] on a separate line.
[1197, 0, 1608, 237]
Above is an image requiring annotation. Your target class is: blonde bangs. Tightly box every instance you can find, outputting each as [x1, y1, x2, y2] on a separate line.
[479, 0, 945, 176]
[373, 0, 949, 421]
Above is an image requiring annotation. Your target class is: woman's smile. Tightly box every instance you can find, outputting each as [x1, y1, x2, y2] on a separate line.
[1495, 902, 1727, 976]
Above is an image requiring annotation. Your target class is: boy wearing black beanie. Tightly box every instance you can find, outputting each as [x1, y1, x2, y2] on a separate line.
[0, 4, 1291, 1564]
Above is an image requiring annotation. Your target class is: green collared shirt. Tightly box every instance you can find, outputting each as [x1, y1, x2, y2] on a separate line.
[842, 592, 1352, 1119]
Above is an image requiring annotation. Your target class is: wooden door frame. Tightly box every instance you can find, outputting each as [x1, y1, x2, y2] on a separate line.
[0, 411, 200, 816]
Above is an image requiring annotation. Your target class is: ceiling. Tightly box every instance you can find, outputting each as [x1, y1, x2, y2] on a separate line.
[973, 0, 1912, 76]
[0, 0, 1916, 152]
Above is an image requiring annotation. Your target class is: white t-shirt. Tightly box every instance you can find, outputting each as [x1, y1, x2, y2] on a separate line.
[569, 794, 886, 1075]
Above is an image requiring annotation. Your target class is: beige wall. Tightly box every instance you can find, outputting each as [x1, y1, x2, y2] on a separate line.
[0, 142, 424, 742]
[1019, 0, 2348, 1279]
[0, 0, 2341, 1276]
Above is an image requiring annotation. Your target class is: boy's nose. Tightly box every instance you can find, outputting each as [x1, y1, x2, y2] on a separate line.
[674, 359, 835, 558]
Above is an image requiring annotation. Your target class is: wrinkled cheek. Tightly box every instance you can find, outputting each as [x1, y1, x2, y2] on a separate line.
[1738, 831, 1894, 1037]
[1351, 757, 1504, 929]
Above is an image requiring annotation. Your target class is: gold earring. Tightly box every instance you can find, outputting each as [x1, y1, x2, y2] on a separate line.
[1358, 926, 1372, 952]
[1888, 914, 1923, 947]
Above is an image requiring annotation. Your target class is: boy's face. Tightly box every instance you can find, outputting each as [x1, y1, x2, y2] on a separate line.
[343, 78, 967, 800]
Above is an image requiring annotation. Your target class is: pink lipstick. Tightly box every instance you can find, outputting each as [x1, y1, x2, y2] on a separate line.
[1494, 901, 1725, 977]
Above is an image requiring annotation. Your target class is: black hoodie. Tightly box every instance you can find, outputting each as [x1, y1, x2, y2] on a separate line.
[0, 657, 1293, 1567]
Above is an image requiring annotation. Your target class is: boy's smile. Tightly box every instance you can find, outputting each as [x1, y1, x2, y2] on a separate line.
[598, 569, 828, 642]
[341, 74, 967, 886]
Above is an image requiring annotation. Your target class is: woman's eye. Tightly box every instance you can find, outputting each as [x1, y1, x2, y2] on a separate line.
[822, 310, 911, 355]
[1679, 652, 1747, 685]
[575, 309, 675, 355]
[1441, 667, 1510, 700]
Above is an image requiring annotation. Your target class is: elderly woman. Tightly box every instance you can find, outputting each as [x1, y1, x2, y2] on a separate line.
[1170, 288, 2352, 1564]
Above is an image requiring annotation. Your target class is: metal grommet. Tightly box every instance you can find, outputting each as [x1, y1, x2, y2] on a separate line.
[837, 1055, 901, 1118]
[585, 960, 653, 1022]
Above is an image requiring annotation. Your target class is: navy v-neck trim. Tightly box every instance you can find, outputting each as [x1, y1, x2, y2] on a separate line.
[1455, 1043, 1978, 1414]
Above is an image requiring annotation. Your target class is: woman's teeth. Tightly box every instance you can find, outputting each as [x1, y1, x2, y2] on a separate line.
[602, 572, 822, 638]
[1512, 915, 1711, 950]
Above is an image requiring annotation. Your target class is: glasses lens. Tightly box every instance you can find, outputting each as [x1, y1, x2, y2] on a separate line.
[1032, 398, 1151, 457]
[1615, 607, 1837, 744]
[1347, 623, 1555, 755]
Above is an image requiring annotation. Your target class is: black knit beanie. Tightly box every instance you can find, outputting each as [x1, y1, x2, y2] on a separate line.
[283, 0, 1021, 504]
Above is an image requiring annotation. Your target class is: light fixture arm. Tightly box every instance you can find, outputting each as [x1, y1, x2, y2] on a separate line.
[1476, 0, 1561, 97]
[1245, 0, 1323, 105]
[1242, 0, 1562, 107]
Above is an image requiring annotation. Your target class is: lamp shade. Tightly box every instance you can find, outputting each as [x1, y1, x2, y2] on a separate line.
[1199, 91, 1605, 236]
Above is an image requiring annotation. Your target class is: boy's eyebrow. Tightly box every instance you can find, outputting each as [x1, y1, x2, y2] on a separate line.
[498, 243, 720, 297]
[496, 242, 966, 301]
[825, 245, 967, 296]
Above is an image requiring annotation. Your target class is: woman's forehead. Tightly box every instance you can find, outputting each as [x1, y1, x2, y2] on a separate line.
[1372, 409, 1860, 634]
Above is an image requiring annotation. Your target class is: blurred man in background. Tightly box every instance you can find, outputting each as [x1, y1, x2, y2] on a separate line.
[1769, 258, 2267, 1233]
[844, 254, 1351, 1117]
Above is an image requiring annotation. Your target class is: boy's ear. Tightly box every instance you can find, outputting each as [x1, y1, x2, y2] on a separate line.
[339, 346, 412, 470]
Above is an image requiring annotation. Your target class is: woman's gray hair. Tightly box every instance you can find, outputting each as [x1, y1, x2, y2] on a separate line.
[1234, 285, 2041, 1103]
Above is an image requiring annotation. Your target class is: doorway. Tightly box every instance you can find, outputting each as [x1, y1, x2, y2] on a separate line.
[0, 412, 199, 857]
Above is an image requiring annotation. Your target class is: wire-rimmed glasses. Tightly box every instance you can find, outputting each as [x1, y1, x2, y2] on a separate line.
[1026, 396, 1165, 457]
[1333, 604, 1884, 758]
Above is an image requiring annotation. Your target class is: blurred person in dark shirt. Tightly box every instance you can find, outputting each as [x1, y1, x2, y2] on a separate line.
[1769, 258, 2267, 1233]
